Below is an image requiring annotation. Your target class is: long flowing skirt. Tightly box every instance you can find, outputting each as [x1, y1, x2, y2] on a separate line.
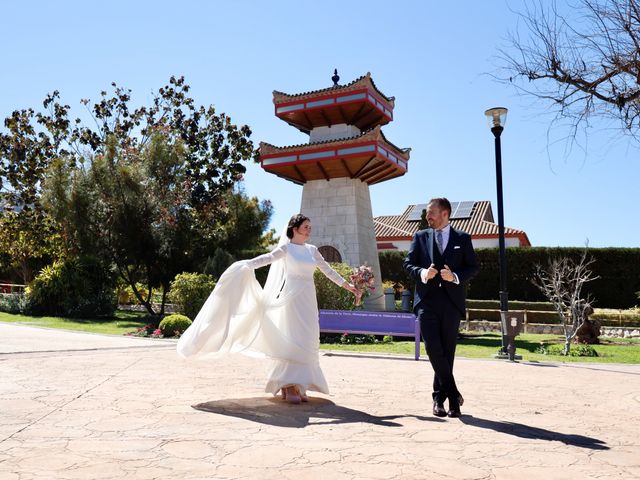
[176, 262, 328, 395]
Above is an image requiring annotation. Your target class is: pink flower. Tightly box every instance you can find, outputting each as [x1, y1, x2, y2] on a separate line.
[350, 264, 375, 306]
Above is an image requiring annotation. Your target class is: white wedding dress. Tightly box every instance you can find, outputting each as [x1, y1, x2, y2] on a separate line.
[176, 241, 346, 396]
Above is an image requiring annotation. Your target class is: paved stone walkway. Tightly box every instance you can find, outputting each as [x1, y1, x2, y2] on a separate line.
[1, 322, 639, 479]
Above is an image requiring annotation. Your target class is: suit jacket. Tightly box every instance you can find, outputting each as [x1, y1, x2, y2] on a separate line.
[403, 227, 479, 315]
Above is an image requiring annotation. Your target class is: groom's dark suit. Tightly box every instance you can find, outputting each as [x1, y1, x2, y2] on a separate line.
[404, 226, 478, 410]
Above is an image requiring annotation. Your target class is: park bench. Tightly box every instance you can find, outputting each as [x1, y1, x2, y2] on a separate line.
[319, 309, 421, 360]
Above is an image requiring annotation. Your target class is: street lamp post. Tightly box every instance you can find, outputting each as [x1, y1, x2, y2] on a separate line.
[484, 107, 519, 360]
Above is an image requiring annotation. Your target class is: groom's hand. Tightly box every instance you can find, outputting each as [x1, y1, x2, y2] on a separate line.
[440, 264, 455, 282]
[421, 264, 438, 283]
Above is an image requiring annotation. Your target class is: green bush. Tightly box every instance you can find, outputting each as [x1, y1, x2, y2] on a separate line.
[159, 314, 192, 337]
[26, 255, 116, 317]
[535, 343, 599, 357]
[0, 293, 28, 314]
[340, 333, 378, 344]
[169, 272, 216, 320]
[314, 262, 355, 310]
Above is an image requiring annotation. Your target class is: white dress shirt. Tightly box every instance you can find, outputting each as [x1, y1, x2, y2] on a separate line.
[420, 224, 459, 284]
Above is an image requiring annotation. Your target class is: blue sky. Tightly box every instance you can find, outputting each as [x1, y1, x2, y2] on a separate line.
[2, 1, 638, 247]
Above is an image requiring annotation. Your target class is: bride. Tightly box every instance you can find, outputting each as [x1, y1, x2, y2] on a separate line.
[177, 213, 358, 404]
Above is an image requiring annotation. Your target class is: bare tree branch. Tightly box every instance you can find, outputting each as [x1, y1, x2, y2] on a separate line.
[497, 0, 640, 144]
[532, 249, 600, 354]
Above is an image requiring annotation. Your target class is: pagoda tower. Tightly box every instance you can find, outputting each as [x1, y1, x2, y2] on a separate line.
[259, 71, 411, 309]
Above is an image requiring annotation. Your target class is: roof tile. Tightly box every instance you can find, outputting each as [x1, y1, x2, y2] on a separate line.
[374, 202, 529, 241]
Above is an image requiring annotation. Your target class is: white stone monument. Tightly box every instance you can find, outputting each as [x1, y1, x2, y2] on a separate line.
[260, 72, 411, 309]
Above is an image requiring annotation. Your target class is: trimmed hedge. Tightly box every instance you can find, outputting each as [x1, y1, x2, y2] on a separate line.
[159, 313, 192, 337]
[469, 247, 640, 308]
[380, 247, 640, 309]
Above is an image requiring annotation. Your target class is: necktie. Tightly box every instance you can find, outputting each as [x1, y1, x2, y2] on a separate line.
[436, 230, 444, 254]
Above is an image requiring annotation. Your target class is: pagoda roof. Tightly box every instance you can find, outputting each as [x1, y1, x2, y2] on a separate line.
[273, 72, 394, 104]
[272, 73, 396, 133]
[259, 126, 411, 186]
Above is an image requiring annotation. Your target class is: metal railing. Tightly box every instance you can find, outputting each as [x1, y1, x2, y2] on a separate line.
[0, 283, 26, 294]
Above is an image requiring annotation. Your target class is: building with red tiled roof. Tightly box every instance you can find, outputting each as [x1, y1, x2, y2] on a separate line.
[375, 201, 531, 251]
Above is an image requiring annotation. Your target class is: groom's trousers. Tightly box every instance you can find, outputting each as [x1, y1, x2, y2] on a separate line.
[416, 285, 461, 406]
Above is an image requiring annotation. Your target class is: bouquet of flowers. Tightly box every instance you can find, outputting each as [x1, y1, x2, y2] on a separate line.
[350, 264, 376, 306]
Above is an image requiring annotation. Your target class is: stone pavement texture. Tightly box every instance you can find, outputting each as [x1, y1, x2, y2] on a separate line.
[1, 323, 639, 480]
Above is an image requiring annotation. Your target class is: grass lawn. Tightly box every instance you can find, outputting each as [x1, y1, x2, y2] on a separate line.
[319, 331, 640, 364]
[0, 310, 152, 336]
[1, 312, 639, 363]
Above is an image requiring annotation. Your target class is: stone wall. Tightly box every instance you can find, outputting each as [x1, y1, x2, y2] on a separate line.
[600, 326, 640, 339]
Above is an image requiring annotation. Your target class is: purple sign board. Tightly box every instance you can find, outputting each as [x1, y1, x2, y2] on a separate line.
[319, 309, 421, 360]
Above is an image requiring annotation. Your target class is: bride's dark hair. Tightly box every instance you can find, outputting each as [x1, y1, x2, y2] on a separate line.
[286, 214, 310, 239]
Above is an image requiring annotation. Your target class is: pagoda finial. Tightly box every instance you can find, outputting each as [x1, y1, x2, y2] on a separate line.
[331, 69, 340, 86]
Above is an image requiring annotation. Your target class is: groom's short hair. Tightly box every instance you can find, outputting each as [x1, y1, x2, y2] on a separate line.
[428, 197, 452, 216]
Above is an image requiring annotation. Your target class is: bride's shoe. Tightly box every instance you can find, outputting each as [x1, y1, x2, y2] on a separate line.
[295, 385, 308, 402]
[285, 386, 301, 404]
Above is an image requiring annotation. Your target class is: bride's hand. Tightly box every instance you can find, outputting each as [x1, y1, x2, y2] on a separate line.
[343, 282, 358, 294]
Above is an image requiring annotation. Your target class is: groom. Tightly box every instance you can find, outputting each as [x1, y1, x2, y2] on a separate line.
[404, 198, 478, 418]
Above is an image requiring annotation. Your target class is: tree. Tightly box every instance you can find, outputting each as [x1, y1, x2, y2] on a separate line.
[0, 94, 71, 282]
[72, 76, 256, 207]
[3, 76, 262, 312]
[215, 187, 273, 256]
[532, 250, 599, 354]
[0, 210, 60, 284]
[44, 133, 247, 316]
[499, 0, 640, 143]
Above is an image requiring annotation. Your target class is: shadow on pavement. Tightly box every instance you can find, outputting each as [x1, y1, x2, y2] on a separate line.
[520, 361, 559, 368]
[459, 415, 609, 450]
[192, 397, 443, 428]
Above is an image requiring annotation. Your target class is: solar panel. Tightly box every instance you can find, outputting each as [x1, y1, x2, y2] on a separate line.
[407, 200, 475, 222]
[449, 201, 460, 218]
[406, 203, 428, 222]
[451, 201, 474, 219]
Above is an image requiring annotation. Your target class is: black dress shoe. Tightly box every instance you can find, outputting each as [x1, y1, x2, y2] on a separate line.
[447, 407, 461, 418]
[433, 401, 447, 417]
